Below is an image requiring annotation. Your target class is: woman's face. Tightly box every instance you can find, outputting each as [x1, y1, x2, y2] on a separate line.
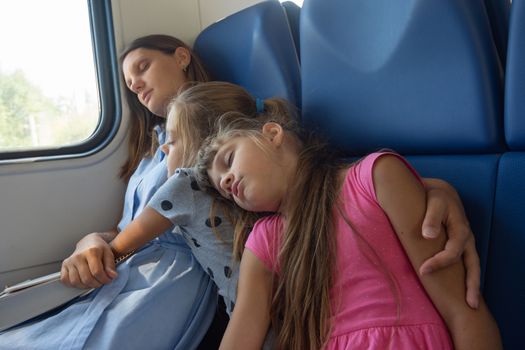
[122, 47, 190, 117]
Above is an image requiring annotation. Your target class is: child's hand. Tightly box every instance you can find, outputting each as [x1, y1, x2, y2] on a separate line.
[61, 232, 118, 289]
[419, 178, 481, 309]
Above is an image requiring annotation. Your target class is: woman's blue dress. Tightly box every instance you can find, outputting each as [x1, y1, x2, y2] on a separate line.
[0, 128, 217, 349]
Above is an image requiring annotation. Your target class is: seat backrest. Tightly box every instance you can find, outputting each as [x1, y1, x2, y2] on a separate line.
[300, 0, 504, 323]
[483, 0, 511, 64]
[503, 0, 525, 150]
[193, 0, 521, 347]
[485, 152, 525, 349]
[281, 1, 301, 61]
[484, 2, 525, 348]
[301, 0, 503, 155]
[194, 1, 301, 107]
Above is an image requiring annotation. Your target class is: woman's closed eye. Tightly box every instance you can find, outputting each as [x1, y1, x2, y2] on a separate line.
[138, 61, 150, 72]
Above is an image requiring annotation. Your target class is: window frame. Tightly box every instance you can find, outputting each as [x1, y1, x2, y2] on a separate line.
[0, 0, 120, 162]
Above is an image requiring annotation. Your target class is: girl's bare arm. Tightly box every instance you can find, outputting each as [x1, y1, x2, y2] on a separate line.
[220, 250, 272, 350]
[374, 155, 501, 350]
[109, 207, 172, 257]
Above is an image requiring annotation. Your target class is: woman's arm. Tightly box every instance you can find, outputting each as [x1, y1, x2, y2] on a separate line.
[61, 207, 171, 288]
[109, 206, 172, 257]
[61, 230, 119, 289]
[220, 250, 272, 350]
[375, 155, 501, 350]
[421, 178, 481, 308]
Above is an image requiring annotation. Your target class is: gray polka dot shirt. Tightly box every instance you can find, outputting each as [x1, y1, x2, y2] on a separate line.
[148, 168, 238, 315]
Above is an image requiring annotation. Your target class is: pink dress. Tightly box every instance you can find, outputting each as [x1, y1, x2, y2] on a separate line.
[245, 152, 454, 349]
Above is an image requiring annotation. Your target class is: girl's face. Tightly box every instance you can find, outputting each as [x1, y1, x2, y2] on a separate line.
[161, 118, 184, 178]
[207, 124, 291, 213]
[122, 47, 190, 117]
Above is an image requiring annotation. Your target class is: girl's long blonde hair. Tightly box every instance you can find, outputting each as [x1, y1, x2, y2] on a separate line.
[168, 82, 291, 167]
[197, 113, 345, 349]
[170, 81, 298, 257]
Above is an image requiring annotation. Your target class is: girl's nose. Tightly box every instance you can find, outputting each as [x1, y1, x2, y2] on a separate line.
[161, 143, 169, 155]
[220, 173, 234, 194]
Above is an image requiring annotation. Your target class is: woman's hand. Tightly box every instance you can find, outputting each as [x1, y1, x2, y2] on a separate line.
[61, 231, 118, 289]
[420, 178, 481, 309]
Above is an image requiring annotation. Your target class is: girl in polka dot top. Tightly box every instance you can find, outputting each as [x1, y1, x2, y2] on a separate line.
[108, 81, 295, 318]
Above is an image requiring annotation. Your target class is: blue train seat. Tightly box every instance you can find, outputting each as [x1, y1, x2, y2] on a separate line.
[301, 0, 503, 279]
[484, 1, 525, 348]
[485, 153, 525, 348]
[301, 0, 503, 155]
[194, 1, 301, 107]
[281, 1, 301, 61]
[504, 0, 525, 150]
[483, 0, 511, 64]
[194, 0, 523, 347]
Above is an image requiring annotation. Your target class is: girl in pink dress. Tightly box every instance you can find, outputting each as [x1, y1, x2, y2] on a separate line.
[197, 113, 502, 350]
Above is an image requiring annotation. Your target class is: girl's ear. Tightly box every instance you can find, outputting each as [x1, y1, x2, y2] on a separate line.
[174, 47, 191, 69]
[262, 122, 284, 147]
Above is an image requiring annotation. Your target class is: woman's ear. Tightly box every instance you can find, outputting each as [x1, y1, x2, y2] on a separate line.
[174, 47, 191, 69]
[262, 122, 284, 147]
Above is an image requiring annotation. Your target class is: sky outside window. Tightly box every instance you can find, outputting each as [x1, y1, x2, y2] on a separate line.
[0, 0, 98, 151]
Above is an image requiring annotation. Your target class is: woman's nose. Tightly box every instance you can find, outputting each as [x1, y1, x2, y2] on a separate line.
[129, 79, 144, 94]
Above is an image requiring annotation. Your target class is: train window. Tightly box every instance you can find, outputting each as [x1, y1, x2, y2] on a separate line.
[0, 0, 119, 161]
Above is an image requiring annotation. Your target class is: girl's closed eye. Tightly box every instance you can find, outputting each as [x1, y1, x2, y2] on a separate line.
[226, 151, 234, 168]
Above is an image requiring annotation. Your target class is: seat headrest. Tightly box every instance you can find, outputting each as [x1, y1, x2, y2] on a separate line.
[194, 1, 301, 107]
[301, 0, 504, 155]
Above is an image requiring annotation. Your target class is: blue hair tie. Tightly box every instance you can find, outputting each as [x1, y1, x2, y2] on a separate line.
[255, 98, 265, 113]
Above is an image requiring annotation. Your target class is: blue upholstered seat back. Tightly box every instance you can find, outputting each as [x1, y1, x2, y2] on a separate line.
[194, 0, 523, 348]
[194, 1, 301, 107]
[484, 2, 525, 348]
[485, 153, 525, 349]
[300, 0, 504, 272]
[300, 0, 504, 282]
[281, 1, 301, 61]
[301, 0, 503, 155]
[504, 0, 525, 150]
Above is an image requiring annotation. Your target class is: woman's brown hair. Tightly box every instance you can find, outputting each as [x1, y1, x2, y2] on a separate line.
[197, 113, 343, 349]
[118, 34, 210, 181]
